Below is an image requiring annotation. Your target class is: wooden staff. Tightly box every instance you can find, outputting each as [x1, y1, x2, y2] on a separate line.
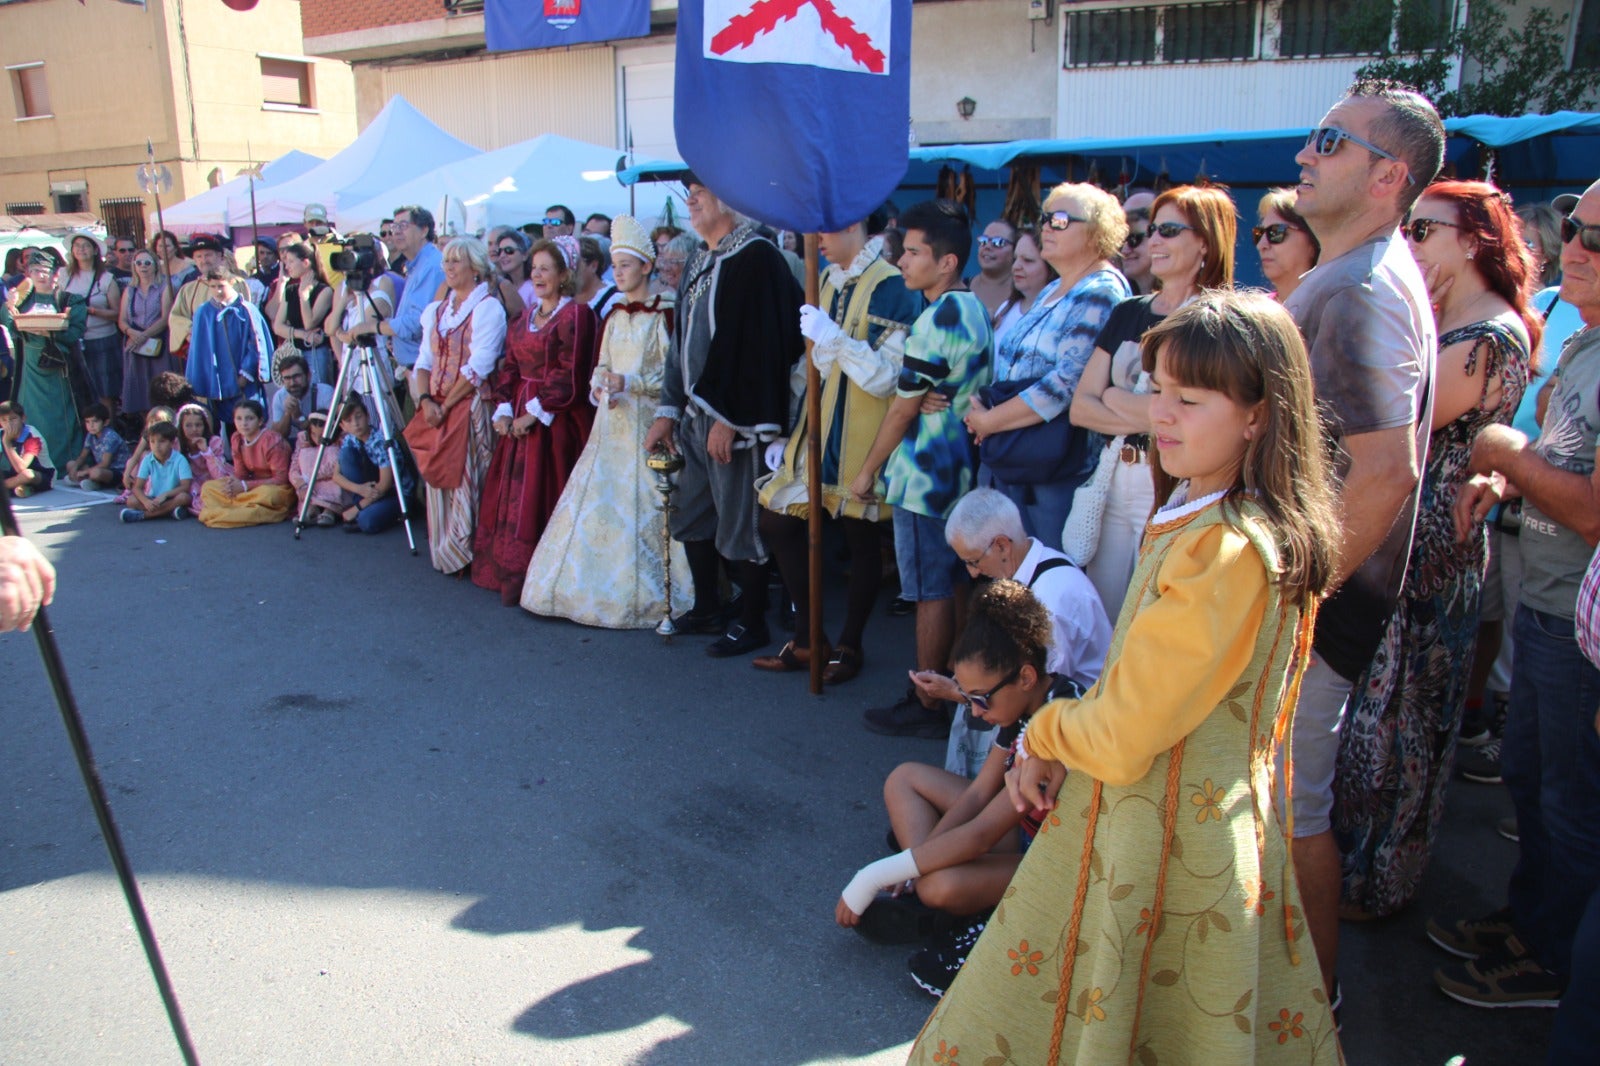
[805, 232, 823, 695]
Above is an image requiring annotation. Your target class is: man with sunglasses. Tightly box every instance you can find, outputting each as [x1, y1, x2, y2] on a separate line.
[1438, 179, 1600, 1012]
[109, 238, 137, 283]
[1280, 78, 1445, 1008]
[1117, 190, 1156, 295]
[966, 219, 1016, 318]
[933, 487, 1110, 777]
[542, 205, 575, 239]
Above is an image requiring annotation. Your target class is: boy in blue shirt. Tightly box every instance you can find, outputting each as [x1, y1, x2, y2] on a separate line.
[121, 421, 192, 522]
[64, 403, 130, 490]
[849, 200, 994, 738]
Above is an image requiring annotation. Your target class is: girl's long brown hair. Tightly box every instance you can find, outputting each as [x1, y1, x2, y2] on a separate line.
[1141, 290, 1340, 603]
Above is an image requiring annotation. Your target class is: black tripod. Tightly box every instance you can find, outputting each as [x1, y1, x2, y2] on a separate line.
[291, 337, 417, 554]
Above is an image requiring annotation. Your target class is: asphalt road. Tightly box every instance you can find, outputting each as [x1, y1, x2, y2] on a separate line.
[0, 492, 1555, 1064]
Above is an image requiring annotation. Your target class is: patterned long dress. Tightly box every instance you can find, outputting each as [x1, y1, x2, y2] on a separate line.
[1334, 318, 1531, 917]
[471, 297, 599, 604]
[521, 296, 692, 628]
[420, 298, 497, 575]
[911, 494, 1338, 1065]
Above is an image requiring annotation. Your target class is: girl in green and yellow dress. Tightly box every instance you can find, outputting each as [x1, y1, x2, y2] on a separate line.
[910, 291, 1344, 1065]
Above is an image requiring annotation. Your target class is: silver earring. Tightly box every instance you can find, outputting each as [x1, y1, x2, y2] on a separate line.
[1466, 250, 1475, 260]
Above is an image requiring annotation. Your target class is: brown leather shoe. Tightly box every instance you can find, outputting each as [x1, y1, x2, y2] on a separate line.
[823, 646, 863, 685]
[753, 640, 813, 673]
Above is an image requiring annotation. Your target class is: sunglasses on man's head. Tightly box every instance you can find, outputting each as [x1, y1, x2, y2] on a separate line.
[1404, 217, 1463, 244]
[1040, 211, 1088, 231]
[976, 235, 1013, 249]
[1304, 126, 1415, 184]
[1252, 223, 1299, 245]
[1146, 221, 1194, 239]
[1562, 214, 1600, 254]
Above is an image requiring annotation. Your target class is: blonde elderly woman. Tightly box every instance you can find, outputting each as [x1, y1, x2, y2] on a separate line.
[404, 236, 508, 575]
[956, 183, 1130, 551]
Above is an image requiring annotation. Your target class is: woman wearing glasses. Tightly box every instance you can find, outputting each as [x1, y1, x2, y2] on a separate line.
[118, 248, 176, 418]
[1254, 187, 1320, 303]
[961, 183, 1129, 552]
[989, 227, 1055, 345]
[1334, 181, 1537, 920]
[1067, 184, 1237, 617]
[488, 226, 535, 311]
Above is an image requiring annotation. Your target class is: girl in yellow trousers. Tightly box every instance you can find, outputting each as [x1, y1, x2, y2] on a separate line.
[909, 291, 1345, 1065]
[199, 399, 294, 528]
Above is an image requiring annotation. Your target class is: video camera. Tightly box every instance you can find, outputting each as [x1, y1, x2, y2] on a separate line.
[329, 233, 380, 290]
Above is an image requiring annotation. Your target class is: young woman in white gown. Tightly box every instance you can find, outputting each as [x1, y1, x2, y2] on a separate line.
[520, 215, 690, 628]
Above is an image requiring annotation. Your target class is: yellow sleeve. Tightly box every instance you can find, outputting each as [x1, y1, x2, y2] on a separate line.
[168, 284, 198, 351]
[1024, 522, 1269, 786]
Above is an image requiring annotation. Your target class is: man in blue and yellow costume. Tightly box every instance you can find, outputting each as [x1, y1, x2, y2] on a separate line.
[754, 205, 922, 684]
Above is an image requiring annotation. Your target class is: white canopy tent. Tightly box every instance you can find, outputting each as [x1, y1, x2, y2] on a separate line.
[228, 96, 477, 228]
[339, 134, 682, 237]
[159, 150, 324, 236]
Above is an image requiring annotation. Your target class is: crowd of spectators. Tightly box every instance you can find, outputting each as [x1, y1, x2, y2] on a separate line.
[3, 76, 1599, 1060]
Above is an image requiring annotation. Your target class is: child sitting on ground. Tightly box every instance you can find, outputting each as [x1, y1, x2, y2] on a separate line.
[837, 579, 1081, 996]
[176, 403, 229, 514]
[0, 400, 55, 497]
[64, 403, 130, 491]
[332, 400, 406, 534]
[120, 421, 192, 522]
[198, 398, 293, 528]
[290, 412, 344, 526]
[120, 406, 176, 499]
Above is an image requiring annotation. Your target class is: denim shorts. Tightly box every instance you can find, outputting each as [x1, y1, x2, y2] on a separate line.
[893, 507, 963, 602]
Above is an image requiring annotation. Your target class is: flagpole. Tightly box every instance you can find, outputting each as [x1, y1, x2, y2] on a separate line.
[804, 232, 823, 695]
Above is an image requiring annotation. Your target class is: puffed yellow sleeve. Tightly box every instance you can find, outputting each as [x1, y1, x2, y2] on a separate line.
[1024, 522, 1269, 786]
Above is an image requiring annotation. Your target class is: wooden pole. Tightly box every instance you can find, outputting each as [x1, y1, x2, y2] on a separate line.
[804, 232, 823, 695]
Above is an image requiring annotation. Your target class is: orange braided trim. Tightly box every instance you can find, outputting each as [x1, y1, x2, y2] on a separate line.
[1128, 739, 1186, 1061]
[1272, 602, 1319, 967]
[1048, 778, 1104, 1066]
[1248, 604, 1294, 910]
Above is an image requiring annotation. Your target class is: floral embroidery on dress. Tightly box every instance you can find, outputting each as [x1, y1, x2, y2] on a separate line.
[1268, 1008, 1305, 1044]
[1190, 778, 1224, 823]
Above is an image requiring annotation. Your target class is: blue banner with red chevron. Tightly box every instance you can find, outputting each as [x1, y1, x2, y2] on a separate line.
[486, 0, 650, 53]
[674, 0, 913, 233]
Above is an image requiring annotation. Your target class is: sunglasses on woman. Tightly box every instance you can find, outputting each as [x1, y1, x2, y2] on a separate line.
[1041, 211, 1089, 231]
[1403, 217, 1463, 244]
[1305, 126, 1413, 184]
[1562, 214, 1600, 253]
[1146, 221, 1194, 239]
[495, 245, 521, 256]
[957, 666, 1021, 713]
[1252, 223, 1300, 245]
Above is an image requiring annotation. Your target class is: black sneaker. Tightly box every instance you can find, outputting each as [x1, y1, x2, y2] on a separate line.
[1458, 701, 1492, 747]
[1426, 906, 1516, 959]
[888, 595, 915, 617]
[1435, 935, 1563, 1008]
[706, 621, 770, 658]
[1497, 816, 1519, 843]
[672, 606, 727, 635]
[1458, 739, 1502, 784]
[863, 689, 951, 739]
[856, 893, 947, 946]
[907, 915, 987, 998]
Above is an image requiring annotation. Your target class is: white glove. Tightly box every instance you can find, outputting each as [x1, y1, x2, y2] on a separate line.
[764, 438, 787, 472]
[840, 849, 921, 916]
[798, 304, 843, 347]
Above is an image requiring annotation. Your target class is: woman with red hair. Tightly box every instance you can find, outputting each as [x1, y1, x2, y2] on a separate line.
[1334, 180, 1539, 919]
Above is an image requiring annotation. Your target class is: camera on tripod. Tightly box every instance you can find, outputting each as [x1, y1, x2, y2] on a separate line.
[329, 233, 379, 291]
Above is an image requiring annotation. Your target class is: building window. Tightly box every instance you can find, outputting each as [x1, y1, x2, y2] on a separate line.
[100, 197, 147, 246]
[1066, 2, 1256, 67]
[1279, 0, 1453, 58]
[5, 202, 46, 216]
[7, 62, 51, 120]
[1575, 0, 1600, 70]
[260, 56, 314, 110]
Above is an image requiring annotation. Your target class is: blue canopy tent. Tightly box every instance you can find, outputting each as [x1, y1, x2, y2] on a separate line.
[620, 112, 1599, 286]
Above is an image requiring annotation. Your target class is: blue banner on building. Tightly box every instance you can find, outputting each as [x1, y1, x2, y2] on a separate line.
[486, 0, 651, 54]
[673, 0, 913, 234]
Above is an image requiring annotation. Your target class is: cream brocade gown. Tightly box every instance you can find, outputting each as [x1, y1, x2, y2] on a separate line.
[520, 299, 691, 628]
[910, 495, 1340, 1066]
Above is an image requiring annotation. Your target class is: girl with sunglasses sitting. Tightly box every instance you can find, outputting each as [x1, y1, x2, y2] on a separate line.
[835, 578, 1083, 996]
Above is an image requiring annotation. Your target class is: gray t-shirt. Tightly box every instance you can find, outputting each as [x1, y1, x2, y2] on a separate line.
[1285, 231, 1437, 681]
[1520, 325, 1600, 617]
